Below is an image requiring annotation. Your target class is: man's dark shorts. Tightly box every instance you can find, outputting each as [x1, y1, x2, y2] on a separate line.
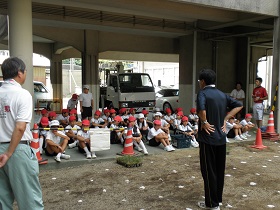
[82, 106, 92, 119]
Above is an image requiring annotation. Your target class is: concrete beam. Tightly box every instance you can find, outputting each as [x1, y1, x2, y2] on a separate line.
[174, 0, 279, 16]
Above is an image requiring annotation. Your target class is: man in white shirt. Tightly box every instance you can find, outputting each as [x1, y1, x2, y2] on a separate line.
[0, 57, 44, 209]
[230, 82, 245, 120]
[79, 85, 94, 120]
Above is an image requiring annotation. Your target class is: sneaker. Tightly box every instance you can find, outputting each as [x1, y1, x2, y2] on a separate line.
[91, 153, 97, 159]
[197, 201, 220, 209]
[68, 142, 77, 149]
[164, 146, 172, 152]
[61, 154, 70, 160]
[86, 153, 92, 159]
[226, 137, 230, 143]
[246, 133, 251, 137]
[191, 140, 199, 147]
[54, 156, 61, 163]
[240, 134, 247, 140]
[143, 150, 148, 155]
[137, 147, 143, 152]
[234, 135, 242, 141]
[169, 145, 175, 151]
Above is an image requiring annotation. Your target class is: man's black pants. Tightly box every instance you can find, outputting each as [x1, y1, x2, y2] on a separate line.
[199, 142, 226, 208]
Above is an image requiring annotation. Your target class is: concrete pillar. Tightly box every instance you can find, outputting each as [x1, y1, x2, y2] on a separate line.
[236, 37, 250, 115]
[50, 54, 63, 111]
[179, 34, 196, 113]
[272, 17, 280, 132]
[81, 30, 100, 111]
[8, 0, 33, 97]
[82, 53, 100, 111]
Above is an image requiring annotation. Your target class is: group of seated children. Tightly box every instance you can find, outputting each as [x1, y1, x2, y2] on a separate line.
[225, 113, 254, 142]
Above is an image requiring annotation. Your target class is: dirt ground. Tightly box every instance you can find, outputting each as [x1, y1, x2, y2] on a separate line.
[37, 139, 280, 210]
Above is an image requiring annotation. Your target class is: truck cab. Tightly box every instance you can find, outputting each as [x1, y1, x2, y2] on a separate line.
[105, 73, 155, 112]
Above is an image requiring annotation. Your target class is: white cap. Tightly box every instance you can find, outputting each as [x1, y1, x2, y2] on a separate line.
[154, 112, 162, 117]
[138, 113, 144, 119]
[49, 120, 60, 127]
[154, 107, 161, 112]
[83, 85, 89, 89]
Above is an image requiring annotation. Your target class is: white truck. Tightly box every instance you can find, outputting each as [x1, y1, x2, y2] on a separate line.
[103, 72, 155, 112]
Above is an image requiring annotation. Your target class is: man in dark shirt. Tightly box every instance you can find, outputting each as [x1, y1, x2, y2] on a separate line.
[196, 69, 242, 210]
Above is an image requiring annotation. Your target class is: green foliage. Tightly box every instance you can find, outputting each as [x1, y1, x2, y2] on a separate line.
[116, 155, 143, 167]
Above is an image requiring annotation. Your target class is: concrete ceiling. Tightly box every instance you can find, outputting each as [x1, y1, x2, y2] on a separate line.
[0, 0, 277, 53]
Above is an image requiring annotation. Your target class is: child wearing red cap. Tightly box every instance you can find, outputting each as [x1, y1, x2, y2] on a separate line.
[90, 110, 107, 128]
[142, 109, 153, 128]
[66, 116, 81, 149]
[38, 116, 49, 154]
[56, 109, 69, 127]
[164, 108, 175, 130]
[240, 113, 255, 137]
[119, 108, 129, 126]
[48, 111, 57, 121]
[102, 109, 111, 126]
[147, 120, 175, 152]
[174, 111, 184, 130]
[124, 116, 148, 155]
[188, 108, 199, 131]
[76, 119, 96, 159]
[110, 116, 125, 144]
[36, 108, 48, 125]
[178, 116, 199, 147]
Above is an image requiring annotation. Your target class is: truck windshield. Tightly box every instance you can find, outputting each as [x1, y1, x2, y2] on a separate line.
[119, 74, 154, 93]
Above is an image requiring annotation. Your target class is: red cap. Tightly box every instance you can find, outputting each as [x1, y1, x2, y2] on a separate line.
[245, 113, 252, 118]
[48, 111, 57, 117]
[72, 94, 78, 100]
[128, 116, 136, 122]
[153, 120, 161, 125]
[70, 109, 77, 114]
[114, 115, 123, 122]
[129, 108, 135, 113]
[82, 119, 90, 126]
[41, 109, 48, 115]
[177, 111, 184, 116]
[119, 108, 127, 114]
[94, 110, 101, 116]
[69, 116, 76, 122]
[110, 109, 116, 114]
[165, 108, 171, 113]
[190, 108, 196, 113]
[62, 109, 69, 113]
[40, 117, 49, 126]
[142, 110, 149, 115]
[104, 109, 110, 114]
[182, 116, 188, 121]
[176, 107, 183, 112]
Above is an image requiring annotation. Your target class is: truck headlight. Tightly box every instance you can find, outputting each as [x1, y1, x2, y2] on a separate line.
[149, 101, 155, 106]
[120, 103, 128, 107]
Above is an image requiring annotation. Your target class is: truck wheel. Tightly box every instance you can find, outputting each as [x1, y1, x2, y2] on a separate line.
[163, 102, 173, 113]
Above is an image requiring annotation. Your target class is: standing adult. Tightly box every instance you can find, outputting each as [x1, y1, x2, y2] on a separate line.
[0, 57, 44, 209]
[252, 77, 268, 128]
[230, 82, 245, 120]
[196, 69, 242, 210]
[79, 85, 94, 120]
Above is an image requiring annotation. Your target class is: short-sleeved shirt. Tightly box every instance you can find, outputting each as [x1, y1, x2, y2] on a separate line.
[90, 117, 105, 128]
[77, 130, 90, 140]
[79, 92, 93, 107]
[197, 86, 242, 145]
[174, 119, 181, 127]
[225, 121, 234, 134]
[0, 80, 33, 142]
[253, 86, 268, 103]
[46, 131, 67, 145]
[164, 115, 174, 121]
[65, 124, 81, 136]
[178, 124, 193, 132]
[56, 114, 69, 122]
[230, 89, 245, 105]
[160, 119, 169, 127]
[147, 127, 164, 140]
[240, 119, 253, 127]
[67, 99, 78, 110]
